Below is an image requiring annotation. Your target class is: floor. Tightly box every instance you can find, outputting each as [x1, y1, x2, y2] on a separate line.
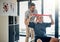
[19, 36, 31, 42]
[18, 36, 60, 42]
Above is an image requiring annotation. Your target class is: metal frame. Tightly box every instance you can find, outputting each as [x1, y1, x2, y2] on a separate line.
[17, 2, 19, 16]
[41, 0, 44, 14]
[28, 0, 32, 8]
[55, 2, 59, 38]
[41, 0, 58, 38]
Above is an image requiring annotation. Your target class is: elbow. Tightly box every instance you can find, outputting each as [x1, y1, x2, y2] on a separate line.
[24, 19, 27, 25]
[51, 22, 54, 25]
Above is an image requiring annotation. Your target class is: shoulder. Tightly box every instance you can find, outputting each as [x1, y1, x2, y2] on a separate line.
[25, 9, 30, 13]
[34, 9, 37, 12]
[34, 9, 38, 14]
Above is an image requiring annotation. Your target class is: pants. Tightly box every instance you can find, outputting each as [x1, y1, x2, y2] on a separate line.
[25, 25, 34, 42]
[35, 36, 51, 42]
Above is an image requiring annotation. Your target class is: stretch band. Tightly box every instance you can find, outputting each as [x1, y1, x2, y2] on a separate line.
[33, 14, 51, 16]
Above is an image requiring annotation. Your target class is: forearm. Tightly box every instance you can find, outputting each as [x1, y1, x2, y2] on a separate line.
[24, 18, 31, 25]
[50, 17, 54, 25]
[24, 14, 33, 25]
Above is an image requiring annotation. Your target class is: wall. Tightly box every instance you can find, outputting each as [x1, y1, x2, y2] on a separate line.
[0, 16, 8, 42]
[0, 0, 17, 42]
[0, 0, 17, 16]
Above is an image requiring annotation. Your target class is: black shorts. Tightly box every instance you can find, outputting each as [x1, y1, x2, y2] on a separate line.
[35, 36, 51, 42]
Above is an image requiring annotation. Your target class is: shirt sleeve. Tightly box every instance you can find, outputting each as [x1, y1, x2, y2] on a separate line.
[25, 11, 29, 19]
[35, 9, 38, 14]
[28, 22, 35, 29]
[45, 23, 51, 27]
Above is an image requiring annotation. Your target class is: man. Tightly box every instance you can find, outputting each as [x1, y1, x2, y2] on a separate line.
[27, 15, 59, 42]
[24, 3, 38, 42]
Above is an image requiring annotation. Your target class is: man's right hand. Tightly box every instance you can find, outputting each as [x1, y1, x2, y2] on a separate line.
[25, 13, 33, 25]
[29, 14, 33, 19]
[25, 19, 29, 25]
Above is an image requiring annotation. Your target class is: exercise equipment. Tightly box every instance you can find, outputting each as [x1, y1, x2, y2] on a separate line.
[33, 14, 51, 16]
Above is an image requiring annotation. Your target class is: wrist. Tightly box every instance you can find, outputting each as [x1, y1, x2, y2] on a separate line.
[29, 17, 31, 19]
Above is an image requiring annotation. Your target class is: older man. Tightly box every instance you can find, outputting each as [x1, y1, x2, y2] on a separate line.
[27, 15, 59, 42]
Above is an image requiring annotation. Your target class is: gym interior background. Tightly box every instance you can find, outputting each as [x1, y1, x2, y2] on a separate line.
[0, 0, 60, 42]
[19, 0, 60, 42]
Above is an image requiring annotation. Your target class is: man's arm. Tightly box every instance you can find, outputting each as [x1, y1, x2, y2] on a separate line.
[49, 15, 54, 25]
[24, 19, 29, 25]
[24, 14, 33, 25]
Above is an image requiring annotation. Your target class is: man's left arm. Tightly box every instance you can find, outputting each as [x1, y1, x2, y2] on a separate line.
[49, 15, 54, 25]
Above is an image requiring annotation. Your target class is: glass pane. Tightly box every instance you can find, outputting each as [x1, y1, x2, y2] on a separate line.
[32, 0, 42, 14]
[44, 0, 55, 37]
[19, 1, 28, 35]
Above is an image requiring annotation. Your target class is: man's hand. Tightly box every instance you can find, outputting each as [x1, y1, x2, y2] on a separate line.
[29, 13, 33, 19]
[49, 15, 52, 18]
[25, 13, 33, 26]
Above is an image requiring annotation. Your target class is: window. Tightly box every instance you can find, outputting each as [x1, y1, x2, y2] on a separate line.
[19, 1, 28, 35]
[43, 0, 55, 37]
[32, 0, 42, 14]
[32, 0, 55, 37]
[19, 0, 59, 39]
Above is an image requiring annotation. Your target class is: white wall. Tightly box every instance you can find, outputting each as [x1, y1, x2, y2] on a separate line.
[0, 0, 17, 16]
[0, 16, 8, 42]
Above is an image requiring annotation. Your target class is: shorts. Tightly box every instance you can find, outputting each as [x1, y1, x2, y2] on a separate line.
[35, 36, 51, 42]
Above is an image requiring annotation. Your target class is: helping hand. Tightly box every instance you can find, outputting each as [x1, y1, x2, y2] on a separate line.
[49, 15, 52, 18]
[29, 13, 33, 19]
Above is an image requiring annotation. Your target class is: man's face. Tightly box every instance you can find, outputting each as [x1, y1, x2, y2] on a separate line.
[30, 6, 35, 12]
[36, 16, 43, 23]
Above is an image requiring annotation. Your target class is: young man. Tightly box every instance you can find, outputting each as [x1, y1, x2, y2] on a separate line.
[24, 3, 38, 42]
[27, 15, 59, 42]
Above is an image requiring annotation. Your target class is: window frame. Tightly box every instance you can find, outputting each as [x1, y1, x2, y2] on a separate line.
[18, 0, 59, 39]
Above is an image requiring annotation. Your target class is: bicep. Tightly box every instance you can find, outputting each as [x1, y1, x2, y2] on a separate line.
[25, 11, 29, 19]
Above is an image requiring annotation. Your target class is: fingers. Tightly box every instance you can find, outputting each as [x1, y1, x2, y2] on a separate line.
[49, 15, 52, 18]
[49, 15, 52, 17]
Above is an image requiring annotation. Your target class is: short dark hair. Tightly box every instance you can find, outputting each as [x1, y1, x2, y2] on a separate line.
[29, 3, 35, 7]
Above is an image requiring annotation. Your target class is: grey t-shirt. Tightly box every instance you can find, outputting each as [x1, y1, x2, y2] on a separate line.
[25, 9, 38, 22]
